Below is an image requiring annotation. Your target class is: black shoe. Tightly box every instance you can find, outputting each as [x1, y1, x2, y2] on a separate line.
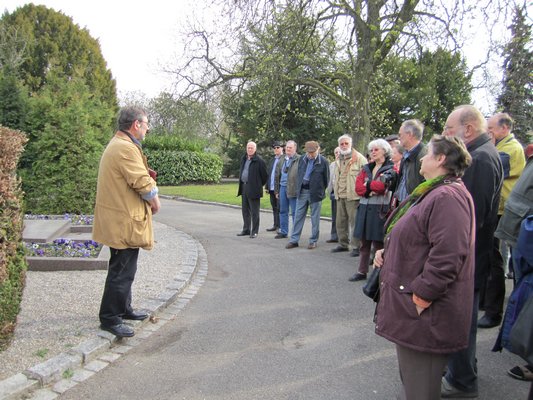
[266, 226, 278, 232]
[477, 314, 501, 328]
[326, 238, 338, 243]
[286, 242, 299, 249]
[331, 246, 349, 253]
[100, 323, 134, 338]
[348, 273, 367, 282]
[250, 233, 258, 238]
[237, 231, 250, 236]
[350, 248, 360, 257]
[275, 233, 287, 239]
[123, 310, 149, 321]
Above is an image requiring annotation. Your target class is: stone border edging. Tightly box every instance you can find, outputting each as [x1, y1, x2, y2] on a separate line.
[0, 227, 207, 400]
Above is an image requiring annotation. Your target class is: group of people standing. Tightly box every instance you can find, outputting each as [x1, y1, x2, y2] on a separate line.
[236, 105, 532, 399]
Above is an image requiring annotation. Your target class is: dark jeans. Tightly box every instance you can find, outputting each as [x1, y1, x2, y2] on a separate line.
[241, 191, 260, 235]
[445, 291, 480, 393]
[268, 190, 280, 228]
[99, 247, 139, 326]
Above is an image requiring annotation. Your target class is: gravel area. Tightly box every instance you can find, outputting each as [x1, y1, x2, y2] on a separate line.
[0, 221, 186, 381]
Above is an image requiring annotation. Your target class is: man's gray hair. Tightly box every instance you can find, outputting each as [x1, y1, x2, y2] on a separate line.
[338, 134, 352, 145]
[118, 106, 147, 131]
[400, 119, 424, 141]
[286, 140, 297, 149]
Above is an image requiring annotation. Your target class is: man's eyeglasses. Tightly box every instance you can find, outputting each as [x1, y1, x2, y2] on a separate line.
[138, 120, 150, 128]
[274, 146, 282, 149]
[340, 142, 350, 146]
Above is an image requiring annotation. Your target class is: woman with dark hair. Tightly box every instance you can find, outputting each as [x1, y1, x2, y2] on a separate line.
[373, 135, 475, 400]
[350, 139, 395, 281]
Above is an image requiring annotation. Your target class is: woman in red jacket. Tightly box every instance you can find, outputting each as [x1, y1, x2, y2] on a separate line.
[350, 139, 396, 281]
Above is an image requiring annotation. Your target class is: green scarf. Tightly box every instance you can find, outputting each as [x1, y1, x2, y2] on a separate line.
[385, 175, 449, 235]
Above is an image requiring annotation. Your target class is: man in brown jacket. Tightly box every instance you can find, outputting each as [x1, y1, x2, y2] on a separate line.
[93, 106, 161, 338]
[331, 134, 367, 256]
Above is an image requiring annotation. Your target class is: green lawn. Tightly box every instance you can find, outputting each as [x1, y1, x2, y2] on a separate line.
[160, 183, 332, 218]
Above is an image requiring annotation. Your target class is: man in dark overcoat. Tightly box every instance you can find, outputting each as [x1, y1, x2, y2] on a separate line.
[441, 104, 503, 398]
[237, 141, 268, 238]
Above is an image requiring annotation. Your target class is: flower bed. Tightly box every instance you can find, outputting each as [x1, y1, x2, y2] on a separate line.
[24, 239, 102, 258]
[22, 215, 109, 271]
[24, 213, 94, 225]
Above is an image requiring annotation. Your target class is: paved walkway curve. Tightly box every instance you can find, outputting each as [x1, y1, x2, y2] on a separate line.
[61, 198, 526, 400]
[0, 221, 208, 399]
[1, 198, 528, 399]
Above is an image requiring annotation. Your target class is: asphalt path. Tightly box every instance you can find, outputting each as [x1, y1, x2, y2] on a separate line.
[61, 198, 529, 400]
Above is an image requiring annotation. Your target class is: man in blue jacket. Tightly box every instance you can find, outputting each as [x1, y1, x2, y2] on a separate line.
[285, 141, 329, 250]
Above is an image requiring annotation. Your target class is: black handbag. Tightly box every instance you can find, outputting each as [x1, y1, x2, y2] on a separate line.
[362, 267, 381, 302]
[509, 296, 533, 365]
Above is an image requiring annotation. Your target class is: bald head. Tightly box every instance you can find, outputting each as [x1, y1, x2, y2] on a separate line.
[444, 105, 486, 144]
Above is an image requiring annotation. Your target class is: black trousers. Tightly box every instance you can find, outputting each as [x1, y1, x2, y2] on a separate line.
[241, 192, 260, 235]
[481, 217, 505, 319]
[99, 247, 139, 326]
[330, 193, 337, 240]
[268, 190, 280, 228]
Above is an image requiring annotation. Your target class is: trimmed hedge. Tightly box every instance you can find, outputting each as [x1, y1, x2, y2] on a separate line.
[0, 126, 28, 350]
[144, 150, 223, 186]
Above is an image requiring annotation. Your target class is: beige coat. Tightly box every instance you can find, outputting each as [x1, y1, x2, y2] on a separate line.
[93, 135, 156, 250]
[333, 149, 367, 201]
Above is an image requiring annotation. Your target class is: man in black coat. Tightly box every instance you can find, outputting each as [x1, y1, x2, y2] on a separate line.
[441, 105, 503, 398]
[237, 141, 268, 238]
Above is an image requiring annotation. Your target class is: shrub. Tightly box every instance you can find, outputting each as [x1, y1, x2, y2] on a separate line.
[0, 126, 28, 350]
[144, 150, 223, 185]
[20, 74, 113, 214]
[143, 134, 208, 152]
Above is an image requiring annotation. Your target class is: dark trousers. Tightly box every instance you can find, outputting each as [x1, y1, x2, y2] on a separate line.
[482, 234, 506, 319]
[358, 238, 383, 274]
[241, 192, 260, 235]
[330, 193, 338, 240]
[445, 291, 479, 393]
[268, 190, 280, 228]
[99, 247, 139, 326]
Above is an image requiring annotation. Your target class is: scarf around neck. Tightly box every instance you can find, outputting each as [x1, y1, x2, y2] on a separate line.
[385, 175, 453, 235]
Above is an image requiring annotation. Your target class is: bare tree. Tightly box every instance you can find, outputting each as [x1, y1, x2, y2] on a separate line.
[169, 0, 515, 148]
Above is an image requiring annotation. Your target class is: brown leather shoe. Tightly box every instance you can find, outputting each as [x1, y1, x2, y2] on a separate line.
[307, 243, 317, 249]
[286, 242, 299, 249]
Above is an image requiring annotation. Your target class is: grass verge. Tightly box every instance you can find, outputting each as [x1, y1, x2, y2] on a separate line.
[159, 183, 332, 218]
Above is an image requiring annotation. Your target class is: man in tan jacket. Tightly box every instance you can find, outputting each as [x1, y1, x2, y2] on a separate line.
[93, 106, 161, 338]
[332, 134, 367, 256]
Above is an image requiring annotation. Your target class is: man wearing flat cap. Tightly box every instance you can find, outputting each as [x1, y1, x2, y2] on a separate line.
[286, 141, 329, 249]
[265, 141, 285, 232]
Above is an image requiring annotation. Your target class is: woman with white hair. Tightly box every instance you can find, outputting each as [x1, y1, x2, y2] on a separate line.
[350, 138, 395, 281]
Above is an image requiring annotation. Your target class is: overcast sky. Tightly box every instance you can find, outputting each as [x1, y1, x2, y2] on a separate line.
[3, 1, 526, 113]
[2, 0, 205, 98]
